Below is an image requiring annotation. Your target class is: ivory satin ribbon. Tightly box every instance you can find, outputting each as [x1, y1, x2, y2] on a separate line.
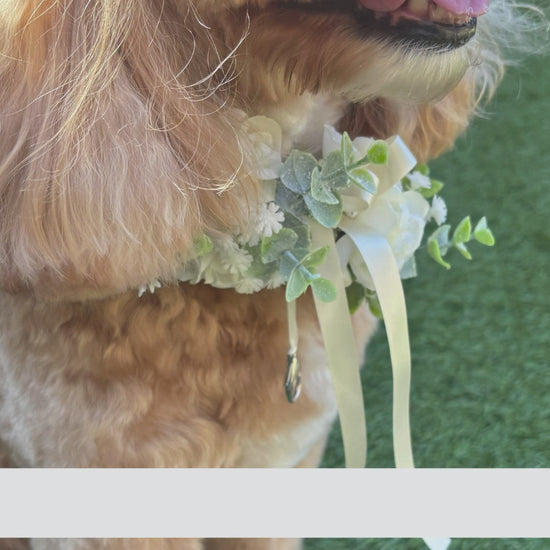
[308, 135, 450, 550]
[311, 222, 368, 469]
[309, 135, 417, 469]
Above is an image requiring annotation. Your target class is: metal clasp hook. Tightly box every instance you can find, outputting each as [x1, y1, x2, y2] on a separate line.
[285, 351, 301, 403]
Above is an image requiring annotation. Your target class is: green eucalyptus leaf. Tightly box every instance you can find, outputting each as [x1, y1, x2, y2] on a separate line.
[283, 213, 311, 249]
[346, 282, 366, 314]
[261, 228, 298, 264]
[275, 183, 308, 219]
[419, 178, 444, 199]
[279, 252, 298, 278]
[401, 176, 412, 192]
[400, 255, 417, 279]
[193, 234, 213, 257]
[429, 224, 451, 252]
[304, 192, 342, 228]
[367, 140, 389, 164]
[428, 237, 451, 270]
[454, 242, 472, 260]
[300, 246, 329, 270]
[280, 151, 318, 193]
[286, 268, 309, 302]
[452, 216, 472, 245]
[341, 132, 355, 165]
[415, 163, 430, 176]
[474, 217, 495, 246]
[348, 167, 376, 194]
[427, 225, 451, 270]
[311, 167, 340, 205]
[247, 253, 278, 279]
[279, 248, 309, 278]
[320, 150, 348, 188]
[365, 290, 383, 319]
[310, 278, 337, 302]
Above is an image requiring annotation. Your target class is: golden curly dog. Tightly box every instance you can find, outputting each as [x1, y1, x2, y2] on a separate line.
[0, 0, 534, 547]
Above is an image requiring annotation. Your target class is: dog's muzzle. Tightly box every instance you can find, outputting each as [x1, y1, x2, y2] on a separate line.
[282, 0, 490, 49]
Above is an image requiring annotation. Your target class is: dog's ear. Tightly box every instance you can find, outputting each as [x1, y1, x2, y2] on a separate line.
[0, 0, 253, 300]
[341, 77, 476, 163]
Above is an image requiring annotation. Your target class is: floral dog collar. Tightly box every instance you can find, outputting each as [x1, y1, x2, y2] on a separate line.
[140, 116, 494, 472]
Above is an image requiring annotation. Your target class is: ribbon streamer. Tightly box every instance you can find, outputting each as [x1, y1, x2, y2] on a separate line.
[311, 222, 367, 469]
[339, 222, 415, 469]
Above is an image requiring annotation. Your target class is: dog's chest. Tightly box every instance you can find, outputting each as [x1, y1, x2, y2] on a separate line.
[0, 286, 341, 468]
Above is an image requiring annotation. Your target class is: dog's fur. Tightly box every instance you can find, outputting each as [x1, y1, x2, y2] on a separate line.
[0, 0, 540, 548]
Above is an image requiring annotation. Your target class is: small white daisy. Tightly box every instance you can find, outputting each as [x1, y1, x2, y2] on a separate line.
[235, 277, 265, 294]
[429, 195, 448, 225]
[256, 202, 284, 238]
[266, 271, 286, 289]
[407, 171, 432, 191]
[219, 240, 253, 276]
[240, 201, 285, 247]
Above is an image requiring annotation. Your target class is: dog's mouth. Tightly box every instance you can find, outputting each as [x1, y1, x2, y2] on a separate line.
[280, 0, 489, 49]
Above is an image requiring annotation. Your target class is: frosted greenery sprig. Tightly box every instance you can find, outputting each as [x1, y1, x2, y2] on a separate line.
[256, 134, 390, 302]
[427, 215, 495, 269]
[139, 120, 496, 319]
[403, 163, 496, 271]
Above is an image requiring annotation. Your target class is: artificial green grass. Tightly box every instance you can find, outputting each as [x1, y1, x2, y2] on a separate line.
[304, 540, 549, 550]
[303, 50, 550, 550]
[320, 35, 550, 473]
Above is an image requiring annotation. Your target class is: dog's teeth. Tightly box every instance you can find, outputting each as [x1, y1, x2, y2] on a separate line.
[428, 3, 452, 23]
[408, 0, 429, 17]
[428, 2, 470, 24]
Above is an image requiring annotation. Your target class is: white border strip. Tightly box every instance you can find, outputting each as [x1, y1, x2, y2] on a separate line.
[0, 469, 548, 538]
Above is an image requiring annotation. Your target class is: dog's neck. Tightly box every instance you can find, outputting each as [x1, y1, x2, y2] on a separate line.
[253, 93, 347, 155]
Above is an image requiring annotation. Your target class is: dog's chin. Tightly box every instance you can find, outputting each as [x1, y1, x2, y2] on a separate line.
[341, 42, 472, 104]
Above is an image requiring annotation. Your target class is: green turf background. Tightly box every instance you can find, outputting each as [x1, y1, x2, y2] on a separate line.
[304, 18, 550, 550]
[321, 47, 550, 471]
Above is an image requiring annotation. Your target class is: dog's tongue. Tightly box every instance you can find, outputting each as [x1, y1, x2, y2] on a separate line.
[433, 0, 489, 16]
[358, 0, 489, 17]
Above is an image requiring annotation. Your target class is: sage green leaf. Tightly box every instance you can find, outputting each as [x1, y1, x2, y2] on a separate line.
[310, 278, 337, 302]
[275, 183, 308, 219]
[311, 167, 340, 205]
[304, 192, 342, 228]
[415, 163, 430, 176]
[400, 255, 417, 279]
[348, 167, 376, 194]
[454, 242, 472, 260]
[279, 248, 309, 278]
[193, 234, 213, 257]
[341, 132, 355, 165]
[429, 224, 451, 253]
[474, 217, 495, 246]
[261, 228, 298, 264]
[401, 176, 412, 192]
[286, 268, 309, 302]
[320, 151, 348, 188]
[280, 151, 318, 193]
[365, 290, 383, 319]
[247, 253, 278, 279]
[367, 140, 389, 164]
[419, 178, 444, 199]
[428, 237, 451, 270]
[300, 246, 329, 270]
[346, 281, 366, 314]
[452, 216, 472, 245]
[283, 213, 311, 249]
